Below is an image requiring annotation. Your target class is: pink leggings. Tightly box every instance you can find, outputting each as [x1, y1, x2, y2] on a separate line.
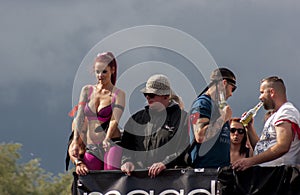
[83, 145, 122, 170]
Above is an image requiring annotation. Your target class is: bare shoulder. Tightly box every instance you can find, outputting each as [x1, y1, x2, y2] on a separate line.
[114, 88, 126, 98]
[81, 84, 93, 93]
[82, 84, 94, 90]
[113, 87, 125, 106]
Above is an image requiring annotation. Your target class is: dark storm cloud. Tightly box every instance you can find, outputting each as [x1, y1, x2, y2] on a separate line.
[1, 0, 300, 174]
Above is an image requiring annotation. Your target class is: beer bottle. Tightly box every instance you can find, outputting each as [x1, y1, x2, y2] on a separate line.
[219, 91, 227, 109]
[240, 102, 263, 126]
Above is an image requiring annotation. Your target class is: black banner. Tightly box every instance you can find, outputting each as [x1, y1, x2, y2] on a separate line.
[73, 166, 300, 195]
[73, 168, 218, 195]
[218, 165, 300, 195]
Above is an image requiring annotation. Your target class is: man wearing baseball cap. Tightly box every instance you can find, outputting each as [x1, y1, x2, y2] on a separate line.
[188, 67, 237, 168]
[121, 74, 188, 178]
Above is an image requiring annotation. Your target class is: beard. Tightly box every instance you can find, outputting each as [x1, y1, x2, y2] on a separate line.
[263, 99, 275, 110]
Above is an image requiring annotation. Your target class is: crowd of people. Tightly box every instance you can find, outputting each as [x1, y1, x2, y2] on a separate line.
[67, 51, 300, 177]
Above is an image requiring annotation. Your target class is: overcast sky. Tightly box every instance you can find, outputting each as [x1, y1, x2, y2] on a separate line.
[1, 0, 300, 175]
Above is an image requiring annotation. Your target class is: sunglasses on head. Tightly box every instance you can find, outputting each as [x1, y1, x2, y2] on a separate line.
[143, 93, 157, 99]
[230, 128, 245, 134]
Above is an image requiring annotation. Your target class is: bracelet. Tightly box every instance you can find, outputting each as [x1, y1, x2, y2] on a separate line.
[74, 159, 83, 166]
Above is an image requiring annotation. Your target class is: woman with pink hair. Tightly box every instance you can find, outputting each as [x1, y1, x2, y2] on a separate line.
[70, 52, 125, 175]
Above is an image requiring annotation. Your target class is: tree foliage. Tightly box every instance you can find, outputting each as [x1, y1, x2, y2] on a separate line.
[0, 143, 73, 195]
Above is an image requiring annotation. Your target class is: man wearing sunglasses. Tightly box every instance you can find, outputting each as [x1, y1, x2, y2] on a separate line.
[232, 76, 300, 171]
[188, 67, 237, 168]
[121, 74, 188, 178]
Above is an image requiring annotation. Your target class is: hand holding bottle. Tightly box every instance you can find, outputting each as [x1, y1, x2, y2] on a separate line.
[220, 105, 232, 122]
[241, 111, 255, 130]
[240, 102, 263, 127]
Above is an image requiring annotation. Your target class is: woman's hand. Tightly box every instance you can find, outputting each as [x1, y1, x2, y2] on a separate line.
[102, 138, 111, 152]
[75, 161, 89, 175]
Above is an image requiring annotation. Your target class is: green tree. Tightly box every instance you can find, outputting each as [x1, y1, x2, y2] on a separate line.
[0, 143, 73, 195]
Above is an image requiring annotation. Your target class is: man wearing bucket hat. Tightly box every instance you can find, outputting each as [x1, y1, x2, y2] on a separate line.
[188, 67, 237, 168]
[121, 74, 188, 178]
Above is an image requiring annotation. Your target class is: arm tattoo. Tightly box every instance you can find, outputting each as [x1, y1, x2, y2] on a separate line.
[205, 117, 225, 140]
[113, 104, 124, 111]
[73, 86, 88, 141]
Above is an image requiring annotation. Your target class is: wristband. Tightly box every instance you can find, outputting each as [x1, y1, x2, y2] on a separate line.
[74, 159, 83, 166]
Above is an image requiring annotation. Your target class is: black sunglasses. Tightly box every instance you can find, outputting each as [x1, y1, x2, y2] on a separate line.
[230, 83, 237, 93]
[225, 78, 237, 92]
[230, 128, 245, 134]
[143, 93, 157, 99]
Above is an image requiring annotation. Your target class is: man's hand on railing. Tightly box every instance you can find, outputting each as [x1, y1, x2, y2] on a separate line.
[148, 162, 166, 178]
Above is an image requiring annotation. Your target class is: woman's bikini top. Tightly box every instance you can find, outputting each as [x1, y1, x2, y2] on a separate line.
[83, 87, 120, 123]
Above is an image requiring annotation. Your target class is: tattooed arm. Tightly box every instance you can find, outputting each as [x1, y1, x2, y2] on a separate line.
[193, 105, 232, 143]
[72, 86, 89, 151]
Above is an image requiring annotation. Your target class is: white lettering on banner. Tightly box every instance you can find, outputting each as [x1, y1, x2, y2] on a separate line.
[84, 190, 121, 195]
[211, 180, 216, 195]
[159, 189, 184, 195]
[187, 189, 211, 195]
[127, 190, 154, 195]
[106, 190, 122, 195]
[84, 180, 216, 195]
